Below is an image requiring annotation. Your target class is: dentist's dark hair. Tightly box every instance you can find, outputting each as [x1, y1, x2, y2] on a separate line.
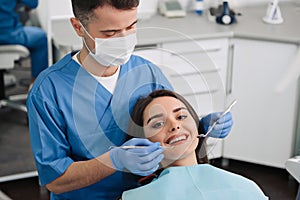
[71, 0, 139, 26]
[127, 89, 208, 164]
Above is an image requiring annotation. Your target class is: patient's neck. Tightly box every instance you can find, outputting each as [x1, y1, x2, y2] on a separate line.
[162, 153, 198, 168]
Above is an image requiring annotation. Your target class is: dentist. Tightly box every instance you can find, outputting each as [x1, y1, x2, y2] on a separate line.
[26, 0, 233, 199]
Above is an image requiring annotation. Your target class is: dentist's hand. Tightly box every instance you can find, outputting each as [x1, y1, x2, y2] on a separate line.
[110, 138, 164, 176]
[201, 112, 233, 138]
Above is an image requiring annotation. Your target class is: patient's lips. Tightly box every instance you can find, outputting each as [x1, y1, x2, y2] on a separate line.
[166, 133, 189, 145]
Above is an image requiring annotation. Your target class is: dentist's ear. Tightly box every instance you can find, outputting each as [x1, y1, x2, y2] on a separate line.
[70, 18, 85, 37]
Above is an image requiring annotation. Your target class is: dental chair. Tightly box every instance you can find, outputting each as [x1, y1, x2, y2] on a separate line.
[0, 44, 29, 112]
[286, 156, 300, 200]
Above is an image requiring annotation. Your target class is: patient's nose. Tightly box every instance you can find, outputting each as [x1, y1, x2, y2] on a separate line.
[170, 122, 180, 132]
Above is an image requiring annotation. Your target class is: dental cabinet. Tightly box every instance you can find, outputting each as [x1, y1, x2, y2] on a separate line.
[136, 37, 299, 167]
[134, 2, 300, 168]
[223, 39, 299, 168]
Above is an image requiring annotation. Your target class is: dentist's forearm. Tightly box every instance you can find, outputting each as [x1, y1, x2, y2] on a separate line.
[46, 152, 116, 194]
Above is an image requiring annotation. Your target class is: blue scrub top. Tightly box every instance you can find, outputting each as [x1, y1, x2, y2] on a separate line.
[26, 52, 173, 199]
[122, 164, 269, 200]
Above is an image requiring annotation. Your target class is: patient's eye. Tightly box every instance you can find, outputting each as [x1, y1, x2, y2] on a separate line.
[177, 114, 187, 120]
[151, 121, 165, 129]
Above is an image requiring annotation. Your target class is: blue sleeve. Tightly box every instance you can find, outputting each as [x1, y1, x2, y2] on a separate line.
[20, 0, 38, 9]
[27, 92, 73, 186]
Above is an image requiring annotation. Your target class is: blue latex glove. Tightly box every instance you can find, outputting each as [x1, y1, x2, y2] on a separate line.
[200, 112, 233, 138]
[110, 138, 164, 176]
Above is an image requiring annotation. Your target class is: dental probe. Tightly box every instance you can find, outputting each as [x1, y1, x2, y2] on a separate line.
[110, 146, 173, 149]
[198, 99, 237, 138]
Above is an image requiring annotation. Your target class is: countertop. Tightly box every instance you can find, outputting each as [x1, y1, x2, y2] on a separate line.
[136, 2, 300, 45]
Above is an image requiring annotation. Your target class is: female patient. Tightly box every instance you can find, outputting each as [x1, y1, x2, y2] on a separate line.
[122, 89, 268, 200]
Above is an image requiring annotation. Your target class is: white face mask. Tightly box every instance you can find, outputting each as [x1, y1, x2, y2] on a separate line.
[82, 25, 137, 67]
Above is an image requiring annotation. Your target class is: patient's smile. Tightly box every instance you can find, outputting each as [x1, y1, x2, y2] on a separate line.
[166, 133, 189, 145]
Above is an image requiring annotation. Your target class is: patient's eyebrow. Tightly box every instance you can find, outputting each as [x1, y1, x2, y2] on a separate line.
[146, 113, 163, 125]
[173, 107, 187, 113]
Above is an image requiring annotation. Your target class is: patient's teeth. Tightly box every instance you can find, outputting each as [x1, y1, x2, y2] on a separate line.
[169, 135, 187, 145]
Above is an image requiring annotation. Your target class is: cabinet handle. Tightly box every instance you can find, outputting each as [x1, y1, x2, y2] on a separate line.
[169, 69, 220, 77]
[181, 89, 219, 96]
[169, 46, 222, 56]
[226, 44, 234, 95]
[135, 44, 158, 50]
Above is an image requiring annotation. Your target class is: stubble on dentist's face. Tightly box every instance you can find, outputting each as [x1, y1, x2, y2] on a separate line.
[143, 97, 199, 166]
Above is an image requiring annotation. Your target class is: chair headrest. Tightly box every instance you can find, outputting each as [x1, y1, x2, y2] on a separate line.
[0, 45, 30, 58]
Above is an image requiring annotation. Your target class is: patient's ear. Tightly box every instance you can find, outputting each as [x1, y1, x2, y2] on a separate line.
[70, 17, 84, 37]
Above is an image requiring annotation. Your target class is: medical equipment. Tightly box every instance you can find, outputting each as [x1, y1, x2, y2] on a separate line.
[216, 1, 236, 25]
[159, 0, 186, 18]
[198, 99, 237, 138]
[285, 156, 300, 183]
[110, 146, 172, 149]
[194, 0, 204, 15]
[262, 0, 283, 24]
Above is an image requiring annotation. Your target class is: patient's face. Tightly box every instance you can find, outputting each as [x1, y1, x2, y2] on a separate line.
[143, 96, 199, 166]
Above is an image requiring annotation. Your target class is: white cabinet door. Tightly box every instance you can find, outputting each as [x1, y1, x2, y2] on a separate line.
[224, 39, 298, 168]
[161, 38, 228, 116]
